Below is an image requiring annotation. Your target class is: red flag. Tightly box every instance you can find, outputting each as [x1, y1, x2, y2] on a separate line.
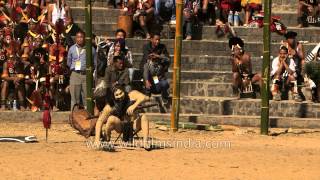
[42, 109, 51, 129]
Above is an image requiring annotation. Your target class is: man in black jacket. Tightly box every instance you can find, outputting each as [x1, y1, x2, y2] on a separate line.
[140, 33, 170, 69]
[142, 33, 170, 104]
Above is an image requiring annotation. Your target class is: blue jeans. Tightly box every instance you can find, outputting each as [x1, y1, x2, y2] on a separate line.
[146, 79, 169, 100]
[154, 0, 176, 20]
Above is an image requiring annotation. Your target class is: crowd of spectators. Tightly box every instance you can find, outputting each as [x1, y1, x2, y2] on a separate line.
[0, 0, 319, 112]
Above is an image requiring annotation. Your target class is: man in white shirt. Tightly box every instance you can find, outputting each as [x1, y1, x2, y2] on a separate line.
[271, 46, 302, 101]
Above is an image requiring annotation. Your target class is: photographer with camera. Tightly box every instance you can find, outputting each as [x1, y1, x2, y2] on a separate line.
[142, 33, 170, 104]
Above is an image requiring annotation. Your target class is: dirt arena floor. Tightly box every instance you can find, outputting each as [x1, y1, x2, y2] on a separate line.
[0, 121, 320, 180]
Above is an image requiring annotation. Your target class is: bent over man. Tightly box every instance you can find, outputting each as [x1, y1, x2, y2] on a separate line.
[94, 85, 151, 150]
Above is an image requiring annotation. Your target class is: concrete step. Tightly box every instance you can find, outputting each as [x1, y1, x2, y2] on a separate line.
[146, 113, 320, 129]
[167, 70, 231, 82]
[2, 110, 319, 129]
[146, 96, 320, 118]
[70, 6, 308, 30]
[75, 20, 320, 42]
[67, 0, 297, 13]
[131, 54, 262, 72]
[178, 81, 236, 97]
[122, 39, 318, 57]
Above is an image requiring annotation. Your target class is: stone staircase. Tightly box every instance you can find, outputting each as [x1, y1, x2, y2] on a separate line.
[59, 0, 320, 128]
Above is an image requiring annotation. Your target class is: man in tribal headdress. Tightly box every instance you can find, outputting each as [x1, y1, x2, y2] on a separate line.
[1, 53, 26, 110]
[21, 17, 44, 56]
[229, 37, 261, 97]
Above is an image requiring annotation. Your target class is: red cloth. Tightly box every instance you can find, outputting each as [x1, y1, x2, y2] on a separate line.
[42, 109, 51, 129]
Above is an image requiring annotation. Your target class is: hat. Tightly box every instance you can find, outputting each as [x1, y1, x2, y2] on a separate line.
[229, 37, 244, 49]
[284, 31, 297, 39]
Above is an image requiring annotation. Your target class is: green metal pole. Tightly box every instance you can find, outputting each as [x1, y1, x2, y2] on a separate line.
[85, 0, 94, 115]
[261, 0, 272, 135]
[170, 0, 183, 132]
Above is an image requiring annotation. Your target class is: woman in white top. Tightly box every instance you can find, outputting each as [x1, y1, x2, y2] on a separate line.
[47, 0, 72, 27]
[271, 46, 302, 101]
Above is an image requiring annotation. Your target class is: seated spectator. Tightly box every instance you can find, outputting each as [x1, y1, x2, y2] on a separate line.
[96, 29, 129, 78]
[104, 56, 131, 104]
[140, 33, 169, 68]
[154, 0, 176, 24]
[241, 0, 262, 26]
[107, 38, 134, 80]
[297, 0, 320, 27]
[142, 33, 170, 104]
[107, 39, 133, 68]
[183, 0, 200, 40]
[21, 19, 43, 57]
[95, 29, 129, 113]
[270, 46, 302, 102]
[47, 0, 72, 28]
[1, 54, 26, 110]
[221, 0, 241, 25]
[304, 42, 320, 102]
[201, 0, 241, 25]
[133, 0, 155, 38]
[229, 37, 261, 97]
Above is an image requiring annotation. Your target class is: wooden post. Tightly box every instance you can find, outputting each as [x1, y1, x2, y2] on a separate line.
[261, 0, 272, 135]
[170, 0, 183, 132]
[85, 0, 94, 115]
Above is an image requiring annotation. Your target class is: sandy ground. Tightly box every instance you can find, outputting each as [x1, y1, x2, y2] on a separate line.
[0, 121, 320, 180]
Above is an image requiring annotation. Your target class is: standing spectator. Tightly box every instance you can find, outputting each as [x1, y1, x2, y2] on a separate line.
[142, 33, 170, 104]
[67, 31, 96, 108]
[297, 0, 320, 27]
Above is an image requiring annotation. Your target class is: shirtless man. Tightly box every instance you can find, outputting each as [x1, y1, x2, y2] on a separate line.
[229, 37, 261, 97]
[94, 85, 150, 150]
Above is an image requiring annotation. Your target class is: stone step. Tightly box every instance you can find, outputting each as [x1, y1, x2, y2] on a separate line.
[146, 113, 320, 129]
[71, 6, 305, 29]
[177, 81, 236, 97]
[67, 0, 297, 13]
[146, 96, 320, 118]
[122, 39, 317, 57]
[2, 110, 319, 129]
[75, 19, 320, 42]
[131, 54, 262, 72]
[167, 71, 231, 82]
